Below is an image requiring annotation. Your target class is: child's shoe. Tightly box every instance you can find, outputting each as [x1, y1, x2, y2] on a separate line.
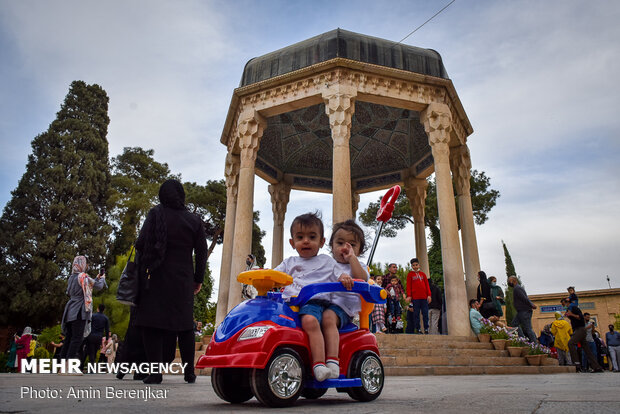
[313, 363, 331, 382]
[326, 358, 340, 379]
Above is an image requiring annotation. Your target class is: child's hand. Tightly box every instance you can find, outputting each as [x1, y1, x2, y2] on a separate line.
[339, 273, 353, 290]
[341, 242, 356, 262]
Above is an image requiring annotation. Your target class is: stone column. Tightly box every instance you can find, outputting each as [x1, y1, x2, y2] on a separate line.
[268, 181, 291, 269]
[351, 192, 360, 219]
[450, 145, 481, 302]
[323, 88, 356, 224]
[421, 102, 470, 336]
[215, 153, 240, 326]
[404, 177, 430, 276]
[227, 111, 265, 313]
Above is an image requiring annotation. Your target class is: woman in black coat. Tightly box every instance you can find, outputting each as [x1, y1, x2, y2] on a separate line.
[476, 270, 498, 318]
[134, 179, 207, 384]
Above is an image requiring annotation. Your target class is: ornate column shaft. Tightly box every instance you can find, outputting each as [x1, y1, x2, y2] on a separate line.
[404, 177, 430, 276]
[323, 88, 356, 224]
[450, 145, 481, 302]
[227, 111, 265, 313]
[215, 153, 239, 326]
[268, 181, 291, 268]
[421, 102, 470, 336]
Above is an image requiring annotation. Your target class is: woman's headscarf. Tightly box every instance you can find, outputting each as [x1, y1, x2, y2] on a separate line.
[555, 311, 563, 320]
[140, 179, 186, 272]
[159, 179, 185, 209]
[72, 256, 88, 274]
[71, 255, 94, 313]
[22, 327, 32, 336]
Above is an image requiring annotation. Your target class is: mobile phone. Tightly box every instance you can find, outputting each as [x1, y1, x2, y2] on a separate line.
[100, 266, 105, 275]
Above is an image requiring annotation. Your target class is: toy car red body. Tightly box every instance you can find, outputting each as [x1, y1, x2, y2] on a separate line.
[196, 269, 387, 407]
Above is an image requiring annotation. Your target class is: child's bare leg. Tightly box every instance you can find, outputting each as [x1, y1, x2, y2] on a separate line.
[302, 314, 330, 381]
[322, 309, 340, 358]
[302, 314, 325, 363]
[322, 309, 341, 378]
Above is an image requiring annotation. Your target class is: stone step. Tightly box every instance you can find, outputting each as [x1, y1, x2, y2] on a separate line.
[385, 365, 574, 376]
[375, 334, 478, 347]
[380, 355, 558, 367]
[380, 348, 508, 358]
[382, 341, 495, 350]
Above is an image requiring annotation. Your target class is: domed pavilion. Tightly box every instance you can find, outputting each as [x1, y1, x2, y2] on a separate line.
[216, 29, 480, 336]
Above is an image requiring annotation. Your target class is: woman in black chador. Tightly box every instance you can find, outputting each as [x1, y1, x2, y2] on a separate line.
[134, 179, 207, 384]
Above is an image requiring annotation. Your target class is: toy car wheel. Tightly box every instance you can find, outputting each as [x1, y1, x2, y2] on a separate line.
[346, 350, 384, 402]
[301, 387, 328, 399]
[250, 347, 304, 407]
[211, 368, 253, 404]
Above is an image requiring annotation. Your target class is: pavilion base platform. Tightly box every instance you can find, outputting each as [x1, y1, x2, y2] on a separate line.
[377, 334, 575, 375]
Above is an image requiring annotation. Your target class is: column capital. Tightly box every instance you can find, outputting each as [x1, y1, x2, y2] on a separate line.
[421, 103, 452, 164]
[323, 89, 357, 147]
[268, 182, 291, 227]
[237, 111, 266, 164]
[404, 177, 428, 223]
[224, 153, 240, 202]
[450, 145, 472, 196]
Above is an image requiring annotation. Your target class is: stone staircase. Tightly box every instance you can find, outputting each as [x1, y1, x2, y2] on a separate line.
[377, 334, 575, 375]
[178, 333, 575, 376]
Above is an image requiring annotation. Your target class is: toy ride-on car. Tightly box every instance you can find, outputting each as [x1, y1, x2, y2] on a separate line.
[196, 269, 388, 407]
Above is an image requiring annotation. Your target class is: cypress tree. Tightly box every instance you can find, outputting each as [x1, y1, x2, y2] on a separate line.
[0, 80, 111, 329]
[502, 240, 520, 325]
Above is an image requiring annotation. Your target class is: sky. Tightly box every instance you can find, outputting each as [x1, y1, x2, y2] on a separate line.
[1, 0, 619, 298]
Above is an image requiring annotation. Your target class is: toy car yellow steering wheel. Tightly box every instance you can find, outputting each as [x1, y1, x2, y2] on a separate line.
[237, 269, 293, 296]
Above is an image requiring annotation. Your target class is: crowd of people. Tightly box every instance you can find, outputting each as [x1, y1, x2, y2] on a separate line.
[467, 281, 620, 373]
[367, 259, 443, 335]
[5, 179, 618, 381]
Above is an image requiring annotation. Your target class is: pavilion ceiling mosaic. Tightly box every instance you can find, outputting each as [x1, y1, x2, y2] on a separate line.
[256, 101, 431, 185]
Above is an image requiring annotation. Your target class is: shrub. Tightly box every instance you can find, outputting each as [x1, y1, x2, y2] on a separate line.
[34, 347, 50, 359]
[0, 352, 9, 373]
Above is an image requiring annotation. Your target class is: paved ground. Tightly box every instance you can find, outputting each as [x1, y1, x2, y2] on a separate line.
[1, 372, 619, 413]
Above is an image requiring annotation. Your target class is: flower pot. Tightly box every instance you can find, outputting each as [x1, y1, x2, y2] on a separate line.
[491, 339, 507, 350]
[507, 346, 523, 357]
[521, 347, 529, 357]
[539, 354, 548, 365]
[478, 333, 491, 343]
[525, 354, 542, 365]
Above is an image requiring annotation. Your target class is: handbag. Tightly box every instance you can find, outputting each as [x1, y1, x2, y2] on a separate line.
[116, 246, 139, 306]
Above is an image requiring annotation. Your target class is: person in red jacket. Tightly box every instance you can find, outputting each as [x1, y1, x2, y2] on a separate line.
[406, 258, 431, 334]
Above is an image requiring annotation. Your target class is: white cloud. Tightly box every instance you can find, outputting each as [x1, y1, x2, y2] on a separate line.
[2, 0, 620, 302]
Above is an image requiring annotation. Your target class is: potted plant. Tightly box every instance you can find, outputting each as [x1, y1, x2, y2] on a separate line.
[490, 326, 509, 350]
[506, 335, 527, 357]
[525, 343, 549, 365]
[477, 319, 494, 343]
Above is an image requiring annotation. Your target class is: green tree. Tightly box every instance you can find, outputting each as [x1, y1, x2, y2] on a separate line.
[502, 240, 521, 325]
[108, 147, 176, 259]
[185, 180, 226, 260]
[252, 211, 267, 267]
[193, 262, 213, 323]
[359, 170, 499, 288]
[92, 252, 133, 340]
[185, 180, 266, 266]
[0, 80, 111, 329]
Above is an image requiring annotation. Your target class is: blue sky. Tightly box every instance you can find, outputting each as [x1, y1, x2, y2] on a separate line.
[1, 0, 619, 297]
